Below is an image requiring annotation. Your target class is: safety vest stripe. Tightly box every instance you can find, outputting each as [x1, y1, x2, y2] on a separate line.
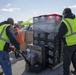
[64, 19, 72, 33]
[0, 37, 10, 43]
[64, 32, 76, 37]
[63, 19, 76, 37]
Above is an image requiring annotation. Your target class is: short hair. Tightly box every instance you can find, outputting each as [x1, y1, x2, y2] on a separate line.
[7, 18, 14, 25]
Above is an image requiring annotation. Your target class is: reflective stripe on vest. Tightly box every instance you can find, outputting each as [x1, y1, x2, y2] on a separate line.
[63, 19, 76, 38]
[0, 25, 10, 43]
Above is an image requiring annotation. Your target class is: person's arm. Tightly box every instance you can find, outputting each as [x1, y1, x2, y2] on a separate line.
[55, 22, 68, 39]
[6, 26, 20, 50]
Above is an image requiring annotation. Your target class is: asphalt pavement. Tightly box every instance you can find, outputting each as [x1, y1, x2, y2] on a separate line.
[9, 51, 74, 75]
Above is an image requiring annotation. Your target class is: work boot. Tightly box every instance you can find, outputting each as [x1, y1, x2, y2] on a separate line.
[71, 70, 76, 74]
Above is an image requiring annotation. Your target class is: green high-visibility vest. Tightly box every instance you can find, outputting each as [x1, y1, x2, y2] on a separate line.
[0, 24, 10, 51]
[62, 18, 76, 46]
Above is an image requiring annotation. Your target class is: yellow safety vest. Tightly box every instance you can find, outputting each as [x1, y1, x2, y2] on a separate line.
[62, 18, 76, 46]
[0, 24, 10, 51]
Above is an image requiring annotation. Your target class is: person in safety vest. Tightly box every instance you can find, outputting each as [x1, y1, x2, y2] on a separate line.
[0, 18, 20, 75]
[55, 8, 76, 75]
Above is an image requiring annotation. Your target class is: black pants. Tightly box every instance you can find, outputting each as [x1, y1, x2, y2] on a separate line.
[63, 45, 76, 75]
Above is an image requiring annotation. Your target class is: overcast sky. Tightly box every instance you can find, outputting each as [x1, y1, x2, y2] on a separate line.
[0, 0, 76, 23]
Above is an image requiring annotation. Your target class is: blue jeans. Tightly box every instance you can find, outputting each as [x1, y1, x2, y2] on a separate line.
[0, 51, 12, 75]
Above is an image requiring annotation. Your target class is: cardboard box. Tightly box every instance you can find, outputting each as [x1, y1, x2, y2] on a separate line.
[21, 31, 26, 42]
[20, 42, 27, 51]
[20, 31, 33, 51]
[25, 31, 33, 43]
